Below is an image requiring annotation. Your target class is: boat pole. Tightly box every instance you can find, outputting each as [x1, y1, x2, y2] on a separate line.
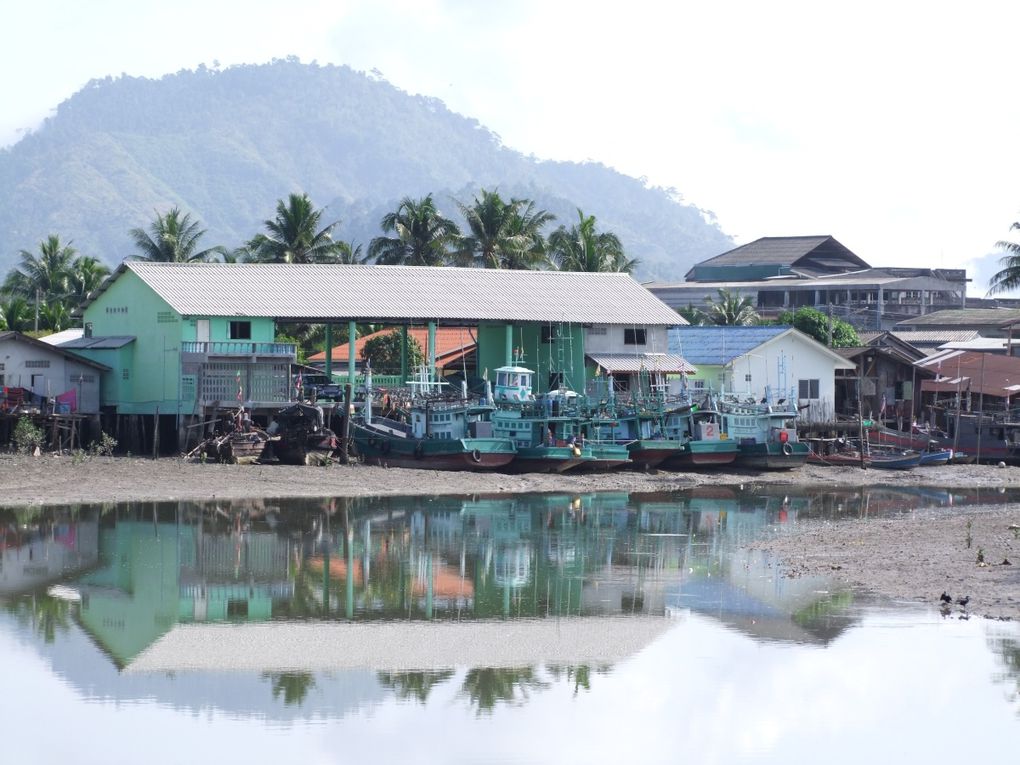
[324, 323, 333, 380]
[340, 383, 353, 464]
[976, 352, 986, 462]
[348, 320, 357, 387]
[857, 375, 866, 469]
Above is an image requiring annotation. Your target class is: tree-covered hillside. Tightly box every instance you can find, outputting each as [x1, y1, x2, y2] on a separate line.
[0, 59, 731, 280]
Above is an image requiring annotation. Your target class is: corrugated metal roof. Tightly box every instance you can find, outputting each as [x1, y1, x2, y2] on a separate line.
[0, 331, 111, 371]
[884, 330, 980, 348]
[897, 308, 1020, 327]
[87, 262, 683, 326]
[690, 236, 869, 270]
[586, 353, 696, 374]
[667, 326, 790, 365]
[39, 329, 84, 345]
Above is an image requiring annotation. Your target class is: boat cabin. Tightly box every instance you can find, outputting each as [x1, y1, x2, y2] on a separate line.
[494, 365, 535, 402]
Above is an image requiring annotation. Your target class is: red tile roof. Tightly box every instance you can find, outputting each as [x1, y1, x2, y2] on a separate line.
[308, 327, 476, 368]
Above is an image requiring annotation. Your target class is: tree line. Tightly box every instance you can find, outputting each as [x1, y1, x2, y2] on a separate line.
[0, 190, 634, 343]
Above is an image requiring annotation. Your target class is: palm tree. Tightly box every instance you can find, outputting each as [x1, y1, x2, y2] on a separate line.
[3, 235, 78, 301]
[0, 296, 33, 332]
[337, 240, 370, 265]
[369, 194, 460, 266]
[69, 256, 110, 302]
[703, 288, 759, 325]
[456, 190, 554, 269]
[677, 303, 708, 325]
[130, 207, 225, 263]
[987, 221, 1020, 294]
[247, 193, 347, 264]
[548, 209, 637, 273]
[39, 301, 72, 332]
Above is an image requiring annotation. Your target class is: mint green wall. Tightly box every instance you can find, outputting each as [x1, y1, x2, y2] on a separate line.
[688, 363, 724, 392]
[84, 271, 278, 414]
[68, 344, 135, 407]
[476, 323, 586, 394]
[83, 271, 183, 415]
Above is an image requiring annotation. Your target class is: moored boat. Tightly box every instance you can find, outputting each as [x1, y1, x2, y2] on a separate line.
[717, 393, 808, 470]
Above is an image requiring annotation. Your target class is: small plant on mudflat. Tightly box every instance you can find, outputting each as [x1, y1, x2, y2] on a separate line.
[13, 417, 44, 454]
[89, 431, 118, 457]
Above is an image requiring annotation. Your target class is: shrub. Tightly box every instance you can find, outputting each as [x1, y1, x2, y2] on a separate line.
[13, 417, 44, 454]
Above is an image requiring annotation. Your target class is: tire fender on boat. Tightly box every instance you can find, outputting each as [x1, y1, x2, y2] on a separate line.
[471, 448, 482, 463]
[782, 442, 793, 456]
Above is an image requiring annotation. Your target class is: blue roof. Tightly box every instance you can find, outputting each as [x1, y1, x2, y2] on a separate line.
[669, 326, 790, 365]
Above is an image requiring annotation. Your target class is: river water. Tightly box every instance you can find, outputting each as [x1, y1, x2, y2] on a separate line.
[1, 486, 1017, 763]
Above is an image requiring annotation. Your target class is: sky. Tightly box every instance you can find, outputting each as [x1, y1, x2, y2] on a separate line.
[2, 0, 1019, 294]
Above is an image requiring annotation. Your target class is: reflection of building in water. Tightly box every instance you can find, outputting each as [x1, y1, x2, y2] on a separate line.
[74, 507, 294, 666]
[0, 509, 99, 595]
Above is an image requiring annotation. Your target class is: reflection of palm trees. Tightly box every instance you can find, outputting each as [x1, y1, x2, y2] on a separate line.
[3, 594, 71, 644]
[264, 672, 316, 706]
[459, 667, 549, 714]
[377, 670, 455, 704]
[546, 664, 611, 697]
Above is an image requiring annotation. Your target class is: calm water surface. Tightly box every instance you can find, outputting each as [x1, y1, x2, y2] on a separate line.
[1, 486, 1018, 764]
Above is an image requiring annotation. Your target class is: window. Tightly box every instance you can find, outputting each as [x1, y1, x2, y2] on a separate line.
[157, 311, 178, 323]
[229, 321, 252, 340]
[122, 368, 130, 380]
[624, 328, 646, 345]
[798, 379, 820, 399]
[744, 373, 752, 382]
[24, 360, 50, 368]
[588, 325, 607, 336]
[692, 379, 705, 390]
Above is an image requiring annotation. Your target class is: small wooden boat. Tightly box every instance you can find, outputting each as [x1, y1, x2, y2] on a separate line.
[867, 449, 923, 470]
[918, 448, 953, 466]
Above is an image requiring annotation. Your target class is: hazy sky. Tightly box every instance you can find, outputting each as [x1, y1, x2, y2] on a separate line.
[3, 0, 1018, 293]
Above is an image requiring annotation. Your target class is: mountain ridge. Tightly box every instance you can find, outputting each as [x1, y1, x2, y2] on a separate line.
[0, 59, 731, 280]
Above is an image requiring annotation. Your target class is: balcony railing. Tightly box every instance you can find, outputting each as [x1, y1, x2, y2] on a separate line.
[181, 341, 297, 357]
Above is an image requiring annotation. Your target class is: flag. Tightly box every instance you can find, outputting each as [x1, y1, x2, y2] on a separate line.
[295, 370, 303, 397]
[236, 369, 243, 402]
[879, 392, 887, 417]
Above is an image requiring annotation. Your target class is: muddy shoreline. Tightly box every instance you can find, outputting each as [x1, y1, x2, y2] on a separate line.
[3, 454, 1019, 620]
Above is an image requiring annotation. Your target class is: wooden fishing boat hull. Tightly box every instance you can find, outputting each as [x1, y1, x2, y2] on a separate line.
[509, 445, 587, 473]
[624, 440, 686, 469]
[223, 433, 268, 464]
[572, 443, 631, 472]
[661, 440, 739, 469]
[734, 441, 810, 470]
[918, 449, 953, 466]
[868, 451, 923, 470]
[353, 426, 516, 471]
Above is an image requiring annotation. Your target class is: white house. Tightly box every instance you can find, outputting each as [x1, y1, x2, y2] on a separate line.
[669, 326, 856, 422]
[0, 331, 108, 414]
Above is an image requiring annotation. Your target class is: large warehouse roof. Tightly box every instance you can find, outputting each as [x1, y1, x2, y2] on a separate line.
[87, 262, 683, 326]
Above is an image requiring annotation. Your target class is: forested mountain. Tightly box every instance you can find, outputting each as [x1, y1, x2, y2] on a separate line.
[0, 59, 731, 280]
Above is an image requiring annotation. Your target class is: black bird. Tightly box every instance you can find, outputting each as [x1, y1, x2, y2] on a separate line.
[940, 591, 953, 604]
[956, 595, 970, 607]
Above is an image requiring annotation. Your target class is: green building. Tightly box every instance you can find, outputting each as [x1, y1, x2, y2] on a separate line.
[74, 262, 682, 449]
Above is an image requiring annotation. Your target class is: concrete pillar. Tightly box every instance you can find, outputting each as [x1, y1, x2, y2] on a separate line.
[324, 323, 333, 379]
[348, 320, 357, 385]
[400, 325, 408, 381]
[428, 321, 437, 383]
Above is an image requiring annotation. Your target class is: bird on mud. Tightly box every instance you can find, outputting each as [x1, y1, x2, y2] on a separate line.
[940, 592, 953, 604]
[956, 595, 970, 608]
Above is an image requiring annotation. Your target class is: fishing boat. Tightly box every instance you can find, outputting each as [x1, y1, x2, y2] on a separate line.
[269, 402, 338, 465]
[352, 368, 516, 471]
[717, 393, 809, 470]
[918, 447, 954, 466]
[866, 447, 923, 470]
[585, 373, 688, 469]
[659, 398, 738, 469]
[490, 364, 593, 473]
